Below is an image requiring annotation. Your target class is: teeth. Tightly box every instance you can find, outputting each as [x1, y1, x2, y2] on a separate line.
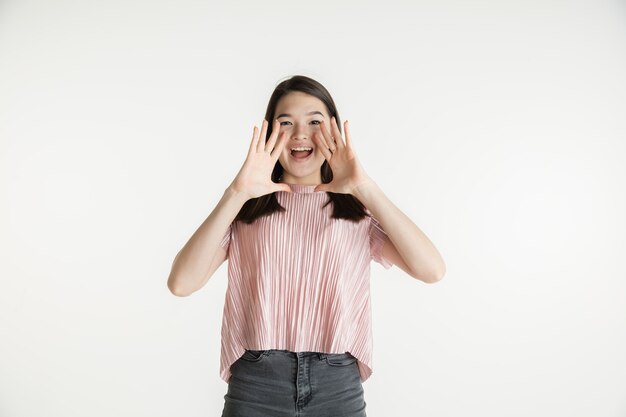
[291, 147, 312, 151]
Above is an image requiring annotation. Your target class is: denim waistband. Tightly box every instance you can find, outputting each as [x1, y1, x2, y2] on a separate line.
[258, 348, 350, 361]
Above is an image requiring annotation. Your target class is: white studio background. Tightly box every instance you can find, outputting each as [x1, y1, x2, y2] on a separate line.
[1, 0, 625, 416]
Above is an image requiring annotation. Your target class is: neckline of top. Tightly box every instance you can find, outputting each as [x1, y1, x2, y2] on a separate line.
[281, 183, 323, 194]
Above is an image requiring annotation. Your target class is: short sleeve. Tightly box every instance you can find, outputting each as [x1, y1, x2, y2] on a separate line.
[219, 223, 231, 257]
[369, 214, 392, 269]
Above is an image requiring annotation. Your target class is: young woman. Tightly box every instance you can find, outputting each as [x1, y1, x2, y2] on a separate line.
[167, 75, 446, 417]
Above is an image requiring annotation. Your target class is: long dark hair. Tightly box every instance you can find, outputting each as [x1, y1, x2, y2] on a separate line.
[234, 75, 370, 225]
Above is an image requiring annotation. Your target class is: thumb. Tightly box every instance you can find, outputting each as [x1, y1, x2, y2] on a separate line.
[275, 183, 293, 193]
[314, 184, 329, 193]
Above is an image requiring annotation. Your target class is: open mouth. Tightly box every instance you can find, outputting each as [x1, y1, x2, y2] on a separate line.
[290, 147, 314, 161]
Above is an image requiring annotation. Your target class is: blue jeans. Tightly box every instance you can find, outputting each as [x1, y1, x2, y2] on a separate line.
[221, 349, 367, 417]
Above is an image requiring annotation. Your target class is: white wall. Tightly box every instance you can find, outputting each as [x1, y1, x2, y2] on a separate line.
[1, 0, 625, 416]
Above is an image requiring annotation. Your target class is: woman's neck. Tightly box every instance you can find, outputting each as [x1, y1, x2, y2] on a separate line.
[278, 174, 322, 186]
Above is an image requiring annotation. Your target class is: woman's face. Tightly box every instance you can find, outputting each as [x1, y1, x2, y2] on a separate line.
[274, 91, 330, 185]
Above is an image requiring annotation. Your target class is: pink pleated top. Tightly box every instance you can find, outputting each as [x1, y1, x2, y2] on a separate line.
[217, 182, 392, 384]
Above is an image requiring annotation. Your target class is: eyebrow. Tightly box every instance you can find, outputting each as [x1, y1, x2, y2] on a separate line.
[276, 111, 324, 119]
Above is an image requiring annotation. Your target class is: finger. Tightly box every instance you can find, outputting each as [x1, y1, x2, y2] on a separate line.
[314, 129, 330, 152]
[311, 122, 328, 150]
[256, 119, 268, 152]
[331, 116, 345, 149]
[273, 183, 293, 193]
[313, 184, 330, 192]
[326, 126, 338, 153]
[318, 120, 335, 151]
[271, 130, 287, 160]
[328, 138, 337, 153]
[344, 120, 353, 150]
[248, 125, 259, 155]
[312, 132, 333, 161]
[317, 133, 337, 153]
[265, 119, 281, 153]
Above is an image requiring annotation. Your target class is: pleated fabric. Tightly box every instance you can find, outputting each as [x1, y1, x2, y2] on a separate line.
[217, 182, 392, 384]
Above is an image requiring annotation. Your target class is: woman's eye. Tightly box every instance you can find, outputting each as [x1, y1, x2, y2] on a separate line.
[279, 120, 322, 126]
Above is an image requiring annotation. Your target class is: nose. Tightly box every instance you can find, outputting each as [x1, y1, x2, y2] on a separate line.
[292, 122, 313, 140]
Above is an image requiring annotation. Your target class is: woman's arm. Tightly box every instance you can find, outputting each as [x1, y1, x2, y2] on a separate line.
[309, 117, 445, 283]
[167, 186, 249, 297]
[353, 180, 446, 283]
[168, 119, 291, 297]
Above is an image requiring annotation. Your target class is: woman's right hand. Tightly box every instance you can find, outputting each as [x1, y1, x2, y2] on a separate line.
[228, 119, 292, 200]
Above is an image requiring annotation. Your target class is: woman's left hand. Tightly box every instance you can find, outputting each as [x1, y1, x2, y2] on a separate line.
[312, 117, 374, 195]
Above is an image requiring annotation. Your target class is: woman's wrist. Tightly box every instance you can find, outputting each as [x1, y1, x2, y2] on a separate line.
[351, 177, 378, 200]
[224, 184, 251, 206]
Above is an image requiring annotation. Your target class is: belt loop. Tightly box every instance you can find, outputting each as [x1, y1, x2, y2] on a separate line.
[317, 352, 326, 360]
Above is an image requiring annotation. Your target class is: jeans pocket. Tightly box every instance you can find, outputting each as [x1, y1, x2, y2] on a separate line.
[239, 349, 270, 363]
[324, 352, 357, 367]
